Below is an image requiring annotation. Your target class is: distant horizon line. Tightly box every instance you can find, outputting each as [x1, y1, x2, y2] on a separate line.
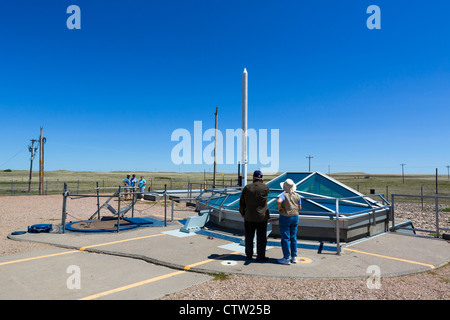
[1, 169, 448, 177]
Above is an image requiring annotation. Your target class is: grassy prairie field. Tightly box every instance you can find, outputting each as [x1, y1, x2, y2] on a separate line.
[0, 170, 277, 196]
[1, 170, 449, 204]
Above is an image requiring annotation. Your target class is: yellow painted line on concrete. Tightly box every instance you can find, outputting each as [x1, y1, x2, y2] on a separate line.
[0, 233, 166, 266]
[80, 251, 240, 300]
[79, 233, 166, 251]
[343, 247, 435, 269]
[0, 250, 80, 266]
[183, 251, 240, 270]
[79, 270, 186, 300]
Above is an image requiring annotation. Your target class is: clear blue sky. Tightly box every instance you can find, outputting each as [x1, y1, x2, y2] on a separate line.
[0, 0, 449, 175]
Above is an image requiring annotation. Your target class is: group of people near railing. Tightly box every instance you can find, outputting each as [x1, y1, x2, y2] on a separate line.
[122, 174, 147, 200]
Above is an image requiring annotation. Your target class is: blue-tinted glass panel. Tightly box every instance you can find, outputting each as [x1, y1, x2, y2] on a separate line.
[268, 198, 331, 214]
[266, 172, 311, 189]
[266, 173, 287, 189]
[300, 199, 333, 213]
[285, 172, 311, 184]
[297, 174, 366, 204]
[268, 190, 283, 200]
[222, 194, 241, 205]
[312, 199, 370, 214]
[208, 197, 225, 205]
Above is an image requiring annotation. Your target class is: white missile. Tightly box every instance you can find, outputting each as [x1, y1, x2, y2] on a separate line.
[242, 68, 248, 186]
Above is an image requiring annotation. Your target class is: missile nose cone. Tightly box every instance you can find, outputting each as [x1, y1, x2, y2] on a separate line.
[243, 68, 247, 73]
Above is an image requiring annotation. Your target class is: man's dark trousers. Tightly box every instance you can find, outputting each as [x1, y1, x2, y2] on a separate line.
[244, 220, 268, 260]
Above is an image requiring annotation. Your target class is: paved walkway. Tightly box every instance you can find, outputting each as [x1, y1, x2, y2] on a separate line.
[2, 216, 449, 299]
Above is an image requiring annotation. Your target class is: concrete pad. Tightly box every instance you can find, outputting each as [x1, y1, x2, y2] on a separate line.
[6, 220, 450, 281]
[343, 232, 450, 276]
[0, 247, 211, 300]
[218, 242, 273, 254]
[163, 229, 197, 238]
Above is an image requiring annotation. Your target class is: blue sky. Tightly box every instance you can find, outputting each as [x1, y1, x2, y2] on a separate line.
[0, 0, 449, 174]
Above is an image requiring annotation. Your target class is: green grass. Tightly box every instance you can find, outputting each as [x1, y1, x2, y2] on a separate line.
[0, 170, 278, 196]
[0, 170, 449, 202]
[329, 173, 450, 202]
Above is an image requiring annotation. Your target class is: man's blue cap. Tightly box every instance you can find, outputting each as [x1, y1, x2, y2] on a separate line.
[253, 170, 263, 178]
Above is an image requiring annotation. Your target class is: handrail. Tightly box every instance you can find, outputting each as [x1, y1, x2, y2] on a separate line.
[199, 191, 393, 255]
[391, 193, 450, 200]
[391, 193, 449, 238]
[199, 193, 390, 216]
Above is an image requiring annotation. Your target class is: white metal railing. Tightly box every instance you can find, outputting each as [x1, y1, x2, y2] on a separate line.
[199, 192, 391, 255]
[391, 194, 450, 237]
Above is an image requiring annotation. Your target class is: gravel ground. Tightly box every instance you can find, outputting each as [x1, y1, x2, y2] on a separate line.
[0, 195, 448, 300]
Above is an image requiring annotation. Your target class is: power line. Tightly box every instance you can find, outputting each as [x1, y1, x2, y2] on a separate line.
[0, 146, 28, 168]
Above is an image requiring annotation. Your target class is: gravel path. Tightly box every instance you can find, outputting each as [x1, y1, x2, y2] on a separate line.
[1, 195, 448, 300]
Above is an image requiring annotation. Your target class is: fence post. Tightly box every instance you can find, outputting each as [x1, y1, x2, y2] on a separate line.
[96, 182, 100, 219]
[390, 194, 395, 232]
[131, 191, 135, 218]
[421, 185, 424, 211]
[61, 183, 68, 234]
[171, 198, 174, 222]
[117, 186, 121, 233]
[164, 184, 167, 227]
[335, 198, 341, 255]
[435, 196, 440, 238]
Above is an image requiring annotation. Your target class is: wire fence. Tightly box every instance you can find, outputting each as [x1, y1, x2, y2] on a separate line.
[0, 177, 240, 196]
[1, 174, 449, 202]
[391, 194, 450, 238]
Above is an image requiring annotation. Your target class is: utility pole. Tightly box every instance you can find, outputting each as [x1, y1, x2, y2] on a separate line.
[436, 168, 438, 194]
[400, 163, 406, 183]
[28, 139, 38, 192]
[213, 106, 218, 188]
[39, 126, 45, 195]
[306, 155, 313, 172]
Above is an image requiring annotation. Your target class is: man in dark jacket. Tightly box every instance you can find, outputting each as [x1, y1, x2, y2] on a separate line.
[239, 170, 270, 261]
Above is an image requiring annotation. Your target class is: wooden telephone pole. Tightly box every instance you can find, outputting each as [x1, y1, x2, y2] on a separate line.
[39, 126, 45, 195]
[28, 139, 38, 192]
[306, 155, 314, 172]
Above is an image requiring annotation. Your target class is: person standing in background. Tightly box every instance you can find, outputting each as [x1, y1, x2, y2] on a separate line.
[138, 176, 146, 201]
[123, 174, 131, 200]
